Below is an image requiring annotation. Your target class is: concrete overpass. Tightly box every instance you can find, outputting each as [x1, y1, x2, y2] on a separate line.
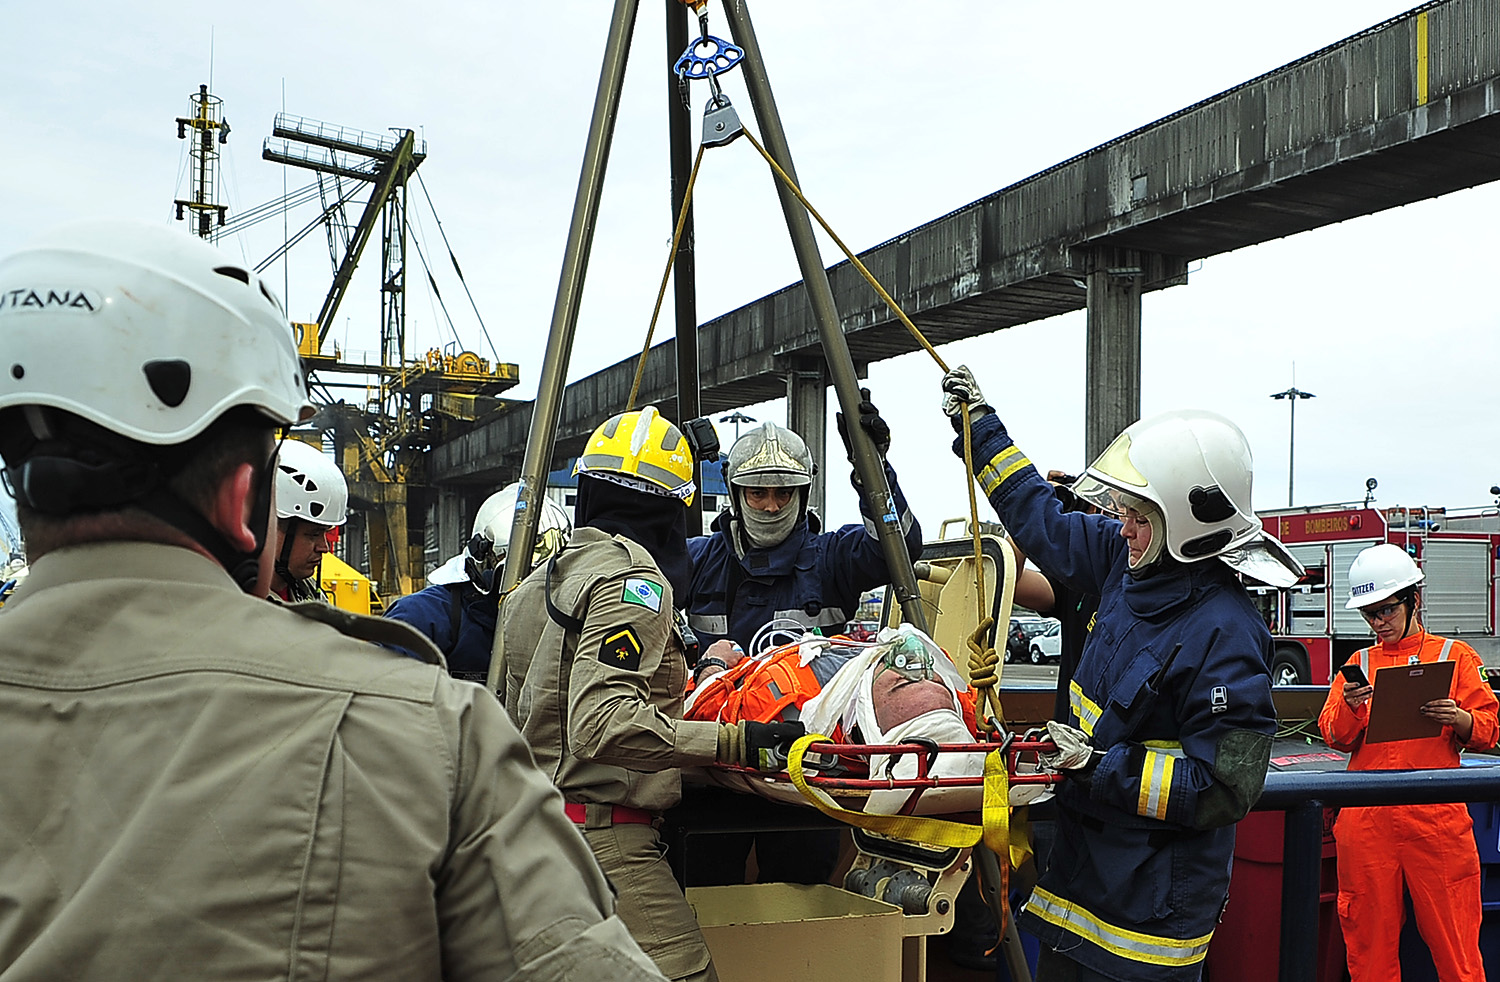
[428, 0, 1500, 548]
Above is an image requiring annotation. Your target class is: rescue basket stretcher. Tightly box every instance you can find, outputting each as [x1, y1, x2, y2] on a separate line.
[698, 732, 1060, 820]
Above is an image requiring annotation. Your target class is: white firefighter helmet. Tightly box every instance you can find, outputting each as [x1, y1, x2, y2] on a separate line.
[461, 482, 573, 593]
[725, 422, 814, 490]
[1345, 543, 1424, 610]
[275, 439, 348, 527]
[0, 220, 312, 443]
[1073, 409, 1303, 585]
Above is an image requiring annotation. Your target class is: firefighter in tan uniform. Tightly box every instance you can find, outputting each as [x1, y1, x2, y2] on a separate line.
[501, 407, 805, 982]
[0, 221, 668, 982]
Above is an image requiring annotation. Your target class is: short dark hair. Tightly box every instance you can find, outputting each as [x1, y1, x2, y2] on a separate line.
[5, 406, 276, 556]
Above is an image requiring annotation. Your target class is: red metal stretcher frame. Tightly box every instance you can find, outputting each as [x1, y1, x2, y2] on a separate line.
[715, 734, 1063, 817]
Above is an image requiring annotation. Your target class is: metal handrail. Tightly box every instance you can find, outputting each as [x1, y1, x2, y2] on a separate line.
[1255, 766, 1500, 982]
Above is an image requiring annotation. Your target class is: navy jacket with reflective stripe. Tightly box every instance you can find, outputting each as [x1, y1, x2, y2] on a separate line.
[684, 461, 921, 651]
[959, 411, 1275, 981]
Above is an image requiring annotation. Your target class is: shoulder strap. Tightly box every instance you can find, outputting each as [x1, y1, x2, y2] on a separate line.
[545, 552, 586, 634]
[282, 600, 447, 667]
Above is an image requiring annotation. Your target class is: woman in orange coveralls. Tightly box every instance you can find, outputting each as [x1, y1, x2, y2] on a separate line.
[1319, 543, 1499, 982]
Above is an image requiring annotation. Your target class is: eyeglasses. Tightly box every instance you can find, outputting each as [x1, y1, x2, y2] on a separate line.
[1360, 600, 1406, 623]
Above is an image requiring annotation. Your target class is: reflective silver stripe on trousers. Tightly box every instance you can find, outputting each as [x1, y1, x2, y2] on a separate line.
[1024, 887, 1214, 967]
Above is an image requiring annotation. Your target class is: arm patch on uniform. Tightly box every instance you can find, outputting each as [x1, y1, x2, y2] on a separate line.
[599, 626, 644, 671]
[621, 577, 664, 613]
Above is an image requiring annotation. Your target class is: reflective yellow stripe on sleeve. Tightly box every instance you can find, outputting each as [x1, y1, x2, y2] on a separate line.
[977, 445, 1031, 495]
[1025, 887, 1214, 966]
[1069, 680, 1102, 738]
[1138, 748, 1175, 820]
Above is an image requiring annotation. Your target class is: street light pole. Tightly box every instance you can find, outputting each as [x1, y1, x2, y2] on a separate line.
[719, 410, 756, 444]
[1270, 386, 1315, 507]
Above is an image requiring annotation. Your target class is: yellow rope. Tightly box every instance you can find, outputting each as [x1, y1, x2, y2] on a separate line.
[741, 131, 1008, 732]
[626, 144, 707, 412]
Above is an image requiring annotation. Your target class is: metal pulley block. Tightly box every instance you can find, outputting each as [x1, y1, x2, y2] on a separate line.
[701, 93, 744, 148]
[673, 34, 744, 80]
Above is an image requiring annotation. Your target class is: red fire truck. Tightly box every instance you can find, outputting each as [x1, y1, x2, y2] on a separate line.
[1252, 502, 1500, 685]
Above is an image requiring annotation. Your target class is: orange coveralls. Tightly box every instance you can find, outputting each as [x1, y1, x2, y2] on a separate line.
[1319, 630, 1499, 982]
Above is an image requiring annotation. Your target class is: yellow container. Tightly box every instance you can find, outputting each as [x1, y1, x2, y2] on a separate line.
[687, 883, 905, 982]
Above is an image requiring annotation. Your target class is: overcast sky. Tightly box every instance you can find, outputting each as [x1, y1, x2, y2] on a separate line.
[4, 0, 1496, 541]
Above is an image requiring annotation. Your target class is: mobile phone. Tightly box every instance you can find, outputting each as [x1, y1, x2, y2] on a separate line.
[1338, 663, 1371, 688]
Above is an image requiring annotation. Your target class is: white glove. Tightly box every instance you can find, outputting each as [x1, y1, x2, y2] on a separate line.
[940, 365, 992, 419]
[1039, 720, 1097, 771]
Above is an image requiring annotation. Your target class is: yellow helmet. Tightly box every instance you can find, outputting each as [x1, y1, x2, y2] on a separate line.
[574, 405, 696, 506]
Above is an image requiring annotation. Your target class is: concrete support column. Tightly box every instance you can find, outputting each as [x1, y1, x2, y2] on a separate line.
[1084, 248, 1144, 462]
[786, 356, 830, 521]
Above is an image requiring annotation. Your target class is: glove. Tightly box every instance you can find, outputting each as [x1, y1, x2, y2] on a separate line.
[940, 364, 993, 419]
[717, 720, 806, 771]
[1038, 719, 1098, 772]
[835, 387, 891, 459]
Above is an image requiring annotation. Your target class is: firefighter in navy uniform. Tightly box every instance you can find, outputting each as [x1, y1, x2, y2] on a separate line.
[499, 406, 803, 982]
[940, 366, 1300, 982]
[684, 402, 922, 654]
[386, 483, 572, 681]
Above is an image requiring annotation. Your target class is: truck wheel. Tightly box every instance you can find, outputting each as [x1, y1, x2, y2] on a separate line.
[1270, 646, 1309, 686]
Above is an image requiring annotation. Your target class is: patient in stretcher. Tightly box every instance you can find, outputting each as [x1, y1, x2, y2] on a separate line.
[685, 627, 988, 813]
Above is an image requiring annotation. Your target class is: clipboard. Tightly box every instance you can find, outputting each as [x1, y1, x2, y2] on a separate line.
[1364, 660, 1456, 744]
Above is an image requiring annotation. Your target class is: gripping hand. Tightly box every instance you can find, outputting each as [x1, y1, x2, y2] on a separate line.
[718, 720, 806, 771]
[1038, 720, 1099, 772]
[835, 387, 891, 459]
[940, 365, 992, 419]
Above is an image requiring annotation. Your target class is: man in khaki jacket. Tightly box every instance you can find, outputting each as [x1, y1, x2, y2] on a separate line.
[0, 221, 666, 982]
[500, 407, 804, 982]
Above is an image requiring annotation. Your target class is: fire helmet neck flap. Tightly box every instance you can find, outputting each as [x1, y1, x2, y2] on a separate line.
[1072, 409, 1303, 585]
[0, 220, 315, 592]
[573, 405, 696, 507]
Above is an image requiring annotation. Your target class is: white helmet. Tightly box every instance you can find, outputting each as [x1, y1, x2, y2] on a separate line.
[1073, 409, 1302, 584]
[1345, 543, 1423, 610]
[275, 439, 348, 527]
[462, 482, 572, 593]
[0, 220, 312, 442]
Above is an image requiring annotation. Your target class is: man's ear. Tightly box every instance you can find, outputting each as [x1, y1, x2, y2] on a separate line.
[209, 462, 260, 553]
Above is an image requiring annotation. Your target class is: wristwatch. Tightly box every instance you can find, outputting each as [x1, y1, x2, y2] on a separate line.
[694, 656, 729, 679]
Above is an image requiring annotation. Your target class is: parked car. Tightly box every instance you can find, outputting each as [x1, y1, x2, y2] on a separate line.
[1028, 620, 1063, 664]
[845, 620, 881, 642]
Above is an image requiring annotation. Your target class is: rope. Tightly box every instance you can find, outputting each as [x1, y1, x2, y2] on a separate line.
[739, 131, 1008, 732]
[626, 144, 707, 412]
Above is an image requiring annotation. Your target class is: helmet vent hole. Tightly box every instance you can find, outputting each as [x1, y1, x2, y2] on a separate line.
[1188, 485, 1234, 523]
[308, 501, 324, 518]
[142, 359, 192, 408]
[259, 282, 281, 312]
[213, 265, 251, 285]
[10, 364, 22, 379]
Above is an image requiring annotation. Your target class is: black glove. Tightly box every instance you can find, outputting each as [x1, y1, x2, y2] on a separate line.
[718, 720, 806, 771]
[835, 387, 891, 459]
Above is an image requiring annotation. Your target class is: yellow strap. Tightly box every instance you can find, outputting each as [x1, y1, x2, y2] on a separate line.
[788, 734, 1018, 852]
